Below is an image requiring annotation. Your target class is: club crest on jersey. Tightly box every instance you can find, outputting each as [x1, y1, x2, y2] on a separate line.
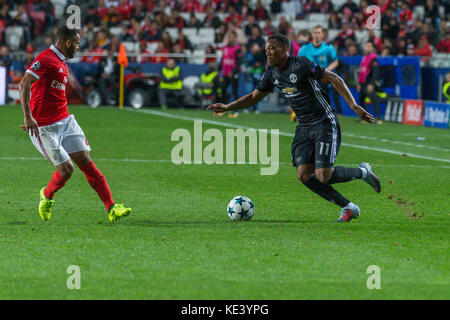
[31, 61, 40, 71]
[289, 73, 297, 83]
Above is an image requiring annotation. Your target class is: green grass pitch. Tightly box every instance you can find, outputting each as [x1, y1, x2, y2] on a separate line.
[0, 104, 448, 299]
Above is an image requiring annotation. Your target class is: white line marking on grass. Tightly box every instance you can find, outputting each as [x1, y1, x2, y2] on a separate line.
[2, 156, 450, 169]
[125, 108, 450, 163]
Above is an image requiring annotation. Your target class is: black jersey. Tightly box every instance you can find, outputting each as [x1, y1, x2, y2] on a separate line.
[256, 56, 337, 126]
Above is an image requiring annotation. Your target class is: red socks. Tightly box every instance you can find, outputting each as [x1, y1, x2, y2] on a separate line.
[44, 170, 69, 199]
[80, 161, 114, 210]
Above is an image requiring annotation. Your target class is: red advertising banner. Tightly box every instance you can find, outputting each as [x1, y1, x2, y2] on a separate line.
[402, 100, 424, 126]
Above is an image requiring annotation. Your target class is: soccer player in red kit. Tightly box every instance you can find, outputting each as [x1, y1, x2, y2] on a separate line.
[19, 26, 131, 222]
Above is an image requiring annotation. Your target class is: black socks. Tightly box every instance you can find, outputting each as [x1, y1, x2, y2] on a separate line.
[328, 167, 363, 184]
[303, 175, 350, 208]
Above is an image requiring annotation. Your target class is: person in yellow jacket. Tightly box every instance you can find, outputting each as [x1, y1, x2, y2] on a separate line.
[443, 72, 450, 104]
[158, 58, 184, 109]
[198, 61, 224, 104]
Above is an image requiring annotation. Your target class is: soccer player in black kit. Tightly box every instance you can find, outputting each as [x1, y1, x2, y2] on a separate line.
[207, 34, 381, 222]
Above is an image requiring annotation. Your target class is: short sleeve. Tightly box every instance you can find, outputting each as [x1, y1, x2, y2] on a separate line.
[299, 57, 325, 81]
[328, 45, 337, 63]
[256, 70, 274, 93]
[26, 56, 50, 80]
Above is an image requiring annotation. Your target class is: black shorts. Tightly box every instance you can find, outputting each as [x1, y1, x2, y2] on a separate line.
[291, 120, 341, 168]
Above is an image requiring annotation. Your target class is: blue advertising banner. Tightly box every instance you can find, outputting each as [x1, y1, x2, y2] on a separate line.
[423, 101, 449, 129]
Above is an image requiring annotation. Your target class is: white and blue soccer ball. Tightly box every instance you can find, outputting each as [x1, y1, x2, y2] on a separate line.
[227, 196, 254, 221]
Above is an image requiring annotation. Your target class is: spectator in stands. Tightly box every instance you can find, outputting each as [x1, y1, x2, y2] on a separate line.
[167, 9, 186, 29]
[119, 23, 132, 42]
[154, 11, 169, 28]
[436, 32, 450, 53]
[339, 0, 359, 15]
[131, 0, 147, 22]
[203, 6, 223, 29]
[81, 39, 105, 64]
[161, 31, 174, 51]
[220, 31, 242, 104]
[17, 44, 35, 74]
[424, 0, 441, 28]
[335, 22, 356, 54]
[368, 29, 383, 53]
[270, 0, 282, 15]
[84, 5, 101, 27]
[97, 0, 109, 19]
[110, 35, 121, 52]
[158, 58, 184, 109]
[240, 0, 254, 21]
[357, 41, 382, 123]
[414, 37, 433, 59]
[291, 29, 311, 57]
[145, 21, 163, 42]
[150, 40, 169, 64]
[381, 8, 399, 41]
[406, 19, 423, 46]
[204, 44, 217, 64]
[96, 47, 119, 104]
[328, 11, 342, 30]
[223, 21, 247, 45]
[10, 3, 32, 46]
[106, 0, 119, 8]
[176, 29, 193, 53]
[103, 6, 121, 28]
[135, 40, 150, 64]
[277, 15, 292, 36]
[244, 15, 261, 38]
[381, 38, 395, 55]
[398, 1, 413, 23]
[344, 43, 359, 56]
[421, 23, 439, 46]
[172, 43, 187, 63]
[0, 44, 11, 102]
[303, 0, 321, 15]
[188, 14, 202, 29]
[225, 5, 243, 25]
[215, 24, 227, 44]
[181, 0, 201, 12]
[320, 0, 334, 13]
[245, 42, 265, 112]
[254, 0, 269, 21]
[116, 0, 133, 20]
[35, 35, 53, 53]
[247, 26, 265, 52]
[261, 18, 274, 37]
[406, 43, 415, 56]
[281, 0, 302, 18]
[396, 37, 408, 56]
[96, 30, 111, 50]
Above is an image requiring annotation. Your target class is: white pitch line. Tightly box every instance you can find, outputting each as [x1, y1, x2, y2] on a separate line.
[1, 156, 450, 169]
[125, 108, 450, 164]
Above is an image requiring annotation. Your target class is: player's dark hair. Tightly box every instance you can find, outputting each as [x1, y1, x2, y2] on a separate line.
[313, 25, 324, 32]
[267, 33, 290, 48]
[55, 25, 79, 43]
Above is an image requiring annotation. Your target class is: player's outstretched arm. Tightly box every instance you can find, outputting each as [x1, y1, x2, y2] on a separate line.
[206, 89, 269, 117]
[321, 69, 375, 123]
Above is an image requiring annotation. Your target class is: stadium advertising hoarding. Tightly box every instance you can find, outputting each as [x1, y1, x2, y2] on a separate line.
[0, 66, 5, 105]
[423, 101, 449, 129]
[402, 99, 425, 126]
[384, 98, 404, 123]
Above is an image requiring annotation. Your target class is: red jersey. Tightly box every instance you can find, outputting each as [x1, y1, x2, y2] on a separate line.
[26, 45, 69, 127]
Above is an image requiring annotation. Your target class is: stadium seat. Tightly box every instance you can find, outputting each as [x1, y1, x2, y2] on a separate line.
[183, 76, 200, 96]
[166, 28, 179, 40]
[413, 6, 425, 20]
[198, 28, 215, 45]
[355, 30, 368, 48]
[308, 13, 329, 26]
[183, 28, 198, 40]
[109, 27, 122, 37]
[147, 42, 159, 53]
[327, 29, 339, 42]
[5, 26, 24, 51]
[292, 20, 310, 32]
[51, 0, 67, 20]
[180, 12, 191, 22]
[123, 41, 136, 52]
[190, 49, 205, 64]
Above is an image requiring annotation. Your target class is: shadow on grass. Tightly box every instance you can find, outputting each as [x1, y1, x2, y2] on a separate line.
[100, 219, 313, 227]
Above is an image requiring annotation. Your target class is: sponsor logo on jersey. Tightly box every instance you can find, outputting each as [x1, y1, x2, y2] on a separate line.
[51, 79, 66, 90]
[31, 61, 40, 71]
[282, 87, 297, 94]
[289, 73, 297, 83]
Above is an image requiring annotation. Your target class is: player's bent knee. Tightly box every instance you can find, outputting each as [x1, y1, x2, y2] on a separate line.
[58, 162, 74, 179]
[298, 172, 313, 183]
[315, 169, 332, 184]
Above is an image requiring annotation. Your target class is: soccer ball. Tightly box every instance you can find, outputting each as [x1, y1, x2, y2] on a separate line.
[227, 196, 254, 221]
